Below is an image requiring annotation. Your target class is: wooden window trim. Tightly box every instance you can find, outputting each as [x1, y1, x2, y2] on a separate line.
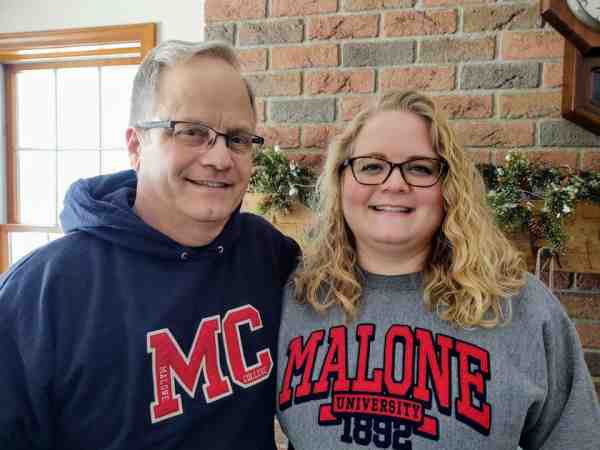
[0, 23, 155, 65]
[4, 67, 17, 226]
[0, 23, 156, 271]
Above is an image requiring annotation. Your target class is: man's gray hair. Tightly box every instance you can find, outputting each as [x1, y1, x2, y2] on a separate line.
[129, 40, 256, 126]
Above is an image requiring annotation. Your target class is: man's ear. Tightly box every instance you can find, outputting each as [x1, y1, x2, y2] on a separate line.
[126, 127, 142, 171]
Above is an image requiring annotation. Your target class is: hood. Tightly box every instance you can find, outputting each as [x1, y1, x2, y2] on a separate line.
[60, 170, 241, 259]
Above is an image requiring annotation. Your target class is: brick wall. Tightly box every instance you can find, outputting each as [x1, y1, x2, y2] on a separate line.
[204, 0, 600, 424]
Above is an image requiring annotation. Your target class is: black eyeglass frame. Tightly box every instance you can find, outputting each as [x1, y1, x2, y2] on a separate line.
[136, 120, 265, 153]
[339, 156, 448, 187]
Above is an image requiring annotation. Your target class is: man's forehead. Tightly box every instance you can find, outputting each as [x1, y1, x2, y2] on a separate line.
[155, 59, 255, 128]
[160, 57, 247, 98]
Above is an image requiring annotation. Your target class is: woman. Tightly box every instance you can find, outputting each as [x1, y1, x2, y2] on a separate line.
[276, 91, 600, 450]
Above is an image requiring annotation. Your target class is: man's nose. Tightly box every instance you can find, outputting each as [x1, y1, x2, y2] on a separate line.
[199, 134, 233, 170]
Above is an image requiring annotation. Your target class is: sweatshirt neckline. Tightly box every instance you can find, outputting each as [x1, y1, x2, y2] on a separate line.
[360, 269, 423, 291]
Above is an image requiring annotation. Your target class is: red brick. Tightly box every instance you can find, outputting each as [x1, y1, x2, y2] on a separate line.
[576, 323, 600, 349]
[256, 126, 301, 149]
[501, 31, 564, 60]
[578, 274, 600, 290]
[343, 0, 413, 11]
[271, 45, 339, 69]
[239, 48, 267, 72]
[380, 66, 455, 91]
[453, 122, 534, 148]
[466, 149, 492, 164]
[543, 62, 563, 88]
[534, 271, 572, 291]
[307, 15, 379, 40]
[305, 69, 375, 95]
[340, 95, 374, 121]
[288, 152, 326, 171]
[585, 351, 600, 377]
[302, 125, 342, 149]
[205, 0, 266, 22]
[494, 149, 578, 168]
[423, 0, 493, 5]
[560, 294, 600, 321]
[547, 271, 573, 290]
[433, 94, 493, 119]
[246, 73, 301, 97]
[581, 150, 600, 171]
[384, 10, 457, 37]
[271, 0, 337, 17]
[532, 149, 578, 168]
[463, 5, 539, 32]
[255, 99, 266, 122]
[499, 92, 561, 119]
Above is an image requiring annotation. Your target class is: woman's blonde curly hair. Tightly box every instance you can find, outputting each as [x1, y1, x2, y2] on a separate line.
[294, 90, 527, 328]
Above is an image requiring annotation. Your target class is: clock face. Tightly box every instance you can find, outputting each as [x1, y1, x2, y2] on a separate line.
[568, 0, 600, 30]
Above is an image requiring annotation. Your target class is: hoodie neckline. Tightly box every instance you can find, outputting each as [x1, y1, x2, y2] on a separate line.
[60, 170, 242, 260]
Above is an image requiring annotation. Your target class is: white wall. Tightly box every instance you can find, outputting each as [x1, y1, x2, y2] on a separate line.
[0, 1, 205, 225]
[0, 0, 205, 42]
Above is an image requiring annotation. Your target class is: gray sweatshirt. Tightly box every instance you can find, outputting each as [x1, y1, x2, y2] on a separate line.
[277, 272, 600, 450]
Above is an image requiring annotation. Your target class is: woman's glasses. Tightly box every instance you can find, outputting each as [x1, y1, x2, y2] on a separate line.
[340, 156, 447, 187]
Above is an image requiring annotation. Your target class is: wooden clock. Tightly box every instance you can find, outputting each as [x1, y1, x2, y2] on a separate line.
[541, 0, 600, 134]
[566, 0, 600, 32]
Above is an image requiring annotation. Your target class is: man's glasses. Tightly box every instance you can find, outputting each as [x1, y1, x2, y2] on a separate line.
[339, 156, 447, 187]
[136, 120, 264, 155]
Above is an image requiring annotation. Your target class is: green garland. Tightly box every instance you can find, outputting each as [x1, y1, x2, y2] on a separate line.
[249, 147, 600, 254]
[482, 151, 600, 254]
[249, 146, 317, 215]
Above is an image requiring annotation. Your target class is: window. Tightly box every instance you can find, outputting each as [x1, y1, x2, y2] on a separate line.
[0, 23, 156, 271]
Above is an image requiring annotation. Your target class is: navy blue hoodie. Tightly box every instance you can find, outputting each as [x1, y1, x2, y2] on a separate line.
[0, 170, 300, 450]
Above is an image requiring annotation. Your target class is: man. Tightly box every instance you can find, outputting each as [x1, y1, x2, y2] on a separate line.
[0, 41, 300, 449]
